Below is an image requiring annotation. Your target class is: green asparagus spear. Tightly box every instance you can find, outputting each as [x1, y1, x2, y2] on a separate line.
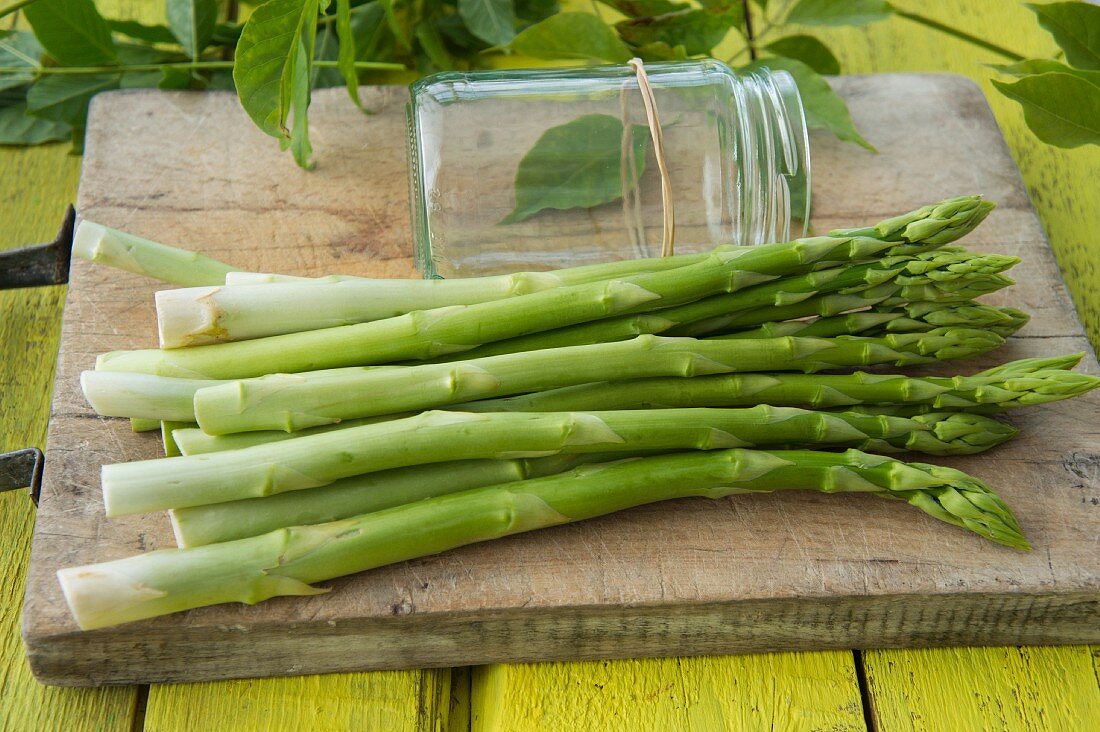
[190, 330, 1004, 434]
[73, 221, 240, 287]
[431, 249, 1017, 361]
[462, 364, 1099, 414]
[93, 198, 994, 379]
[170, 453, 621, 547]
[62, 447, 1026, 630]
[976, 353, 1083, 375]
[719, 302, 1028, 340]
[155, 251, 748, 347]
[102, 405, 1015, 516]
[83, 372, 229, 422]
[172, 411, 1014, 547]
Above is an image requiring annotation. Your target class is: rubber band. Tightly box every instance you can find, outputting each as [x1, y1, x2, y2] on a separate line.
[627, 58, 676, 257]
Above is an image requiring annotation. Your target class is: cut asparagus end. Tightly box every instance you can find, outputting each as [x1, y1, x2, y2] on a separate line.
[72, 220, 238, 287]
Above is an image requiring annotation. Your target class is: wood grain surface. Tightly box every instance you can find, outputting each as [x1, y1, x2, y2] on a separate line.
[18, 72, 1100, 687]
[3, 2, 1099, 728]
[469, 652, 865, 731]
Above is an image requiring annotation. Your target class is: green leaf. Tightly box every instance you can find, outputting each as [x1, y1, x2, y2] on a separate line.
[0, 31, 42, 93]
[764, 34, 839, 75]
[115, 43, 183, 65]
[696, 0, 741, 10]
[510, 12, 631, 62]
[312, 24, 344, 87]
[596, 0, 688, 18]
[233, 0, 325, 169]
[435, 12, 485, 51]
[415, 21, 452, 71]
[351, 2, 388, 59]
[107, 20, 180, 45]
[119, 71, 165, 89]
[0, 104, 70, 145]
[989, 58, 1100, 88]
[160, 67, 197, 90]
[1027, 2, 1100, 71]
[515, 0, 560, 24]
[119, 66, 197, 91]
[23, 0, 117, 66]
[213, 22, 245, 46]
[993, 73, 1100, 148]
[25, 74, 119, 129]
[741, 57, 874, 151]
[288, 29, 313, 166]
[167, 0, 220, 59]
[635, 41, 688, 61]
[616, 9, 738, 56]
[459, 0, 516, 46]
[379, 0, 410, 50]
[205, 69, 237, 90]
[786, 0, 891, 27]
[336, 0, 365, 108]
[503, 113, 648, 225]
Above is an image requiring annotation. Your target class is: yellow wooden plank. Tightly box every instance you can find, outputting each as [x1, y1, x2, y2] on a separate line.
[143, 669, 451, 732]
[0, 138, 138, 731]
[470, 652, 865, 731]
[861, 646, 1100, 731]
[446, 666, 472, 732]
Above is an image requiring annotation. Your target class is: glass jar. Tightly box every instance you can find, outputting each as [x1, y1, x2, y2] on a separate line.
[407, 59, 810, 278]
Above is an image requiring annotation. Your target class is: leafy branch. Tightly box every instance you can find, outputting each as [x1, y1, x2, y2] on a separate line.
[0, 0, 1095, 164]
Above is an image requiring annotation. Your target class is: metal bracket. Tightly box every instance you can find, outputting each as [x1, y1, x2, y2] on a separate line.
[0, 205, 76, 290]
[0, 448, 44, 505]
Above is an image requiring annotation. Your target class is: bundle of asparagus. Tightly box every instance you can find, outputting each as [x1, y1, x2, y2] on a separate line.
[58, 196, 1100, 630]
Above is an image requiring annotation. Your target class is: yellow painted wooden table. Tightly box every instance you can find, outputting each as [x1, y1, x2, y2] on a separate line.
[1, 1, 1098, 729]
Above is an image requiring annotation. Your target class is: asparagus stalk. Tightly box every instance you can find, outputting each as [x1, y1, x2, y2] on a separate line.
[156, 258, 733, 348]
[224, 251, 724, 286]
[102, 405, 1016, 516]
[162, 250, 751, 347]
[174, 411, 1014, 545]
[837, 366, 1100, 416]
[170, 453, 619, 547]
[157, 196, 995, 348]
[173, 360, 1094, 456]
[719, 302, 1028, 340]
[83, 371, 228, 422]
[160, 421, 193, 457]
[976, 353, 1083, 375]
[190, 329, 1004, 434]
[62, 447, 1027, 630]
[93, 198, 994, 379]
[462, 364, 1100, 414]
[432, 250, 1017, 361]
[73, 221, 239, 286]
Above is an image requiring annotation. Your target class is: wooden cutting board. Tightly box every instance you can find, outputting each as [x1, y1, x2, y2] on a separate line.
[23, 74, 1100, 686]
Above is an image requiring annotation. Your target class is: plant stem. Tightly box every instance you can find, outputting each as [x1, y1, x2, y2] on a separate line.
[894, 10, 1025, 62]
[742, 0, 758, 60]
[0, 0, 38, 20]
[0, 60, 405, 75]
[73, 221, 240, 287]
[61, 448, 1028, 629]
